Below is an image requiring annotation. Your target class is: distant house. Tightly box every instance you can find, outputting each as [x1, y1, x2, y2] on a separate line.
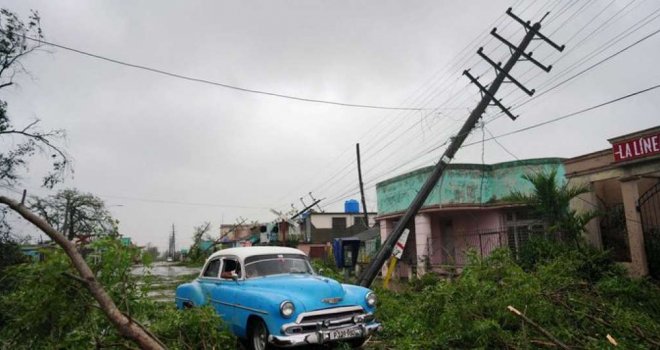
[120, 237, 132, 246]
[220, 224, 255, 241]
[20, 242, 56, 261]
[376, 158, 565, 279]
[297, 206, 377, 260]
[199, 240, 215, 252]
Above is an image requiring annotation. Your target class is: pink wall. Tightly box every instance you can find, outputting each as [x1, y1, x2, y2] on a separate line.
[429, 209, 506, 266]
[380, 209, 508, 279]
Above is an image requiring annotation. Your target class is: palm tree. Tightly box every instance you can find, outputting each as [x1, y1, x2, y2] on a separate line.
[506, 168, 598, 244]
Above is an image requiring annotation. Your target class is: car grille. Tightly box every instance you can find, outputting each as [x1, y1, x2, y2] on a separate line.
[299, 309, 363, 324]
[284, 306, 371, 335]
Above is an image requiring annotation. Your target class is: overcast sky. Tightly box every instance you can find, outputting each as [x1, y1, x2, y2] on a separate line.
[1, 0, 659, 252]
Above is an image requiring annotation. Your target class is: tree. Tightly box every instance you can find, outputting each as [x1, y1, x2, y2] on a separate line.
[29, 189, 117, 240]
[0, 8, 69, 240]
[0, 10, 167, 349]
[187, 222, 212, 262]
[506, 169, 598, 243]
[0, 195, 166, 349]
[0, 8, 68, 189]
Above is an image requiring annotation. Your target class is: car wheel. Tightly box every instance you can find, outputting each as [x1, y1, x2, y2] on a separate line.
[248, 318, 271, 350]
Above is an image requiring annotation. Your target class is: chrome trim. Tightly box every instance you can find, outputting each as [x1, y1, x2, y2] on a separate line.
[365, 291, 376, 307]
[294, 306, 363, 323]
[321, 297, 342, 304]
[269, 322, 382, 347]
[280, 300, 294, 318]
[209, 298, 268, 315]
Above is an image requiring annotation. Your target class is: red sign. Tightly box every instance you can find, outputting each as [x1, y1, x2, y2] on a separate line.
[612, 132, 660, 162]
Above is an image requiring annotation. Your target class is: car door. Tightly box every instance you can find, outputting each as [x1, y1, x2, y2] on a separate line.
[202, 257, 240, 325]
[198, 257, 221, 306]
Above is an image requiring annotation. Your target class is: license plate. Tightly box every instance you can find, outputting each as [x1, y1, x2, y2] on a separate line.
[329, 326, 362, 340]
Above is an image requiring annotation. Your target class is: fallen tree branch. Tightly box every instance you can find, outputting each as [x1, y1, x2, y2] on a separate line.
[546, 293, 660, 347]
[507, 305, 570, 350]
[61, 271, 168, 349]
[0, 195, 165, 350]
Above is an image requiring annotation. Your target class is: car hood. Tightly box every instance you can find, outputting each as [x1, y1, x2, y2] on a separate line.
[245, 274, 349, 311]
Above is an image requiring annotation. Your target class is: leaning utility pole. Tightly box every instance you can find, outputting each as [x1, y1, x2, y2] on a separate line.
[358, 8, 564, 287]
[356, 143, 370, 227]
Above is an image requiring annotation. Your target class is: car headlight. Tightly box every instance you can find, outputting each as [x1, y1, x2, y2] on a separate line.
[365, 292, 377, 307]
[280, 300, 295, 318]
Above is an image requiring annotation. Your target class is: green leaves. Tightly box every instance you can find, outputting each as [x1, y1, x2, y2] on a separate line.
[0, 237, 235, 349]
[505, 169, 597, 243]
[372, 244, 660, 349]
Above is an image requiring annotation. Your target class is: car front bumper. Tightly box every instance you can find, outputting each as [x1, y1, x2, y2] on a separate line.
[268, 322, 382, 347]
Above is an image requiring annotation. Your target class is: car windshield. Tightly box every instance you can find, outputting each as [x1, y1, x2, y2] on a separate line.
[244, 254, 314, 278]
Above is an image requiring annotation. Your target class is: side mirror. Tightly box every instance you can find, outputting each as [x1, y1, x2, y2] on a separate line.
[318, 268, 325, 275]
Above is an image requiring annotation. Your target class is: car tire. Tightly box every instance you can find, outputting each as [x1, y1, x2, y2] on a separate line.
[248, 318, 272, 350]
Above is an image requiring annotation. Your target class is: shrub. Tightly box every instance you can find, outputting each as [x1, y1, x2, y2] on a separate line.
[373, 242, 660, 349]
[0, 237, 235, 349]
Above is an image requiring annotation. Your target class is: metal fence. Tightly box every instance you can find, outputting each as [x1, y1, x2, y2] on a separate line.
[428, 225, 547, 268]
[452, 229, 507, 266]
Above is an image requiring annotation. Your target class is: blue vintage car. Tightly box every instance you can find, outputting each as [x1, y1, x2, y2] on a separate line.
[175, 246, 382, 349]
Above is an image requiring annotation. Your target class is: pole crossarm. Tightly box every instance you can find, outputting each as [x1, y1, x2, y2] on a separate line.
[506, 7, 565, 52]
[490, 29, 552, 72]
[356, 6, 565, 288]
[477, 47, 535, 96]
[464, 70, 518, 121]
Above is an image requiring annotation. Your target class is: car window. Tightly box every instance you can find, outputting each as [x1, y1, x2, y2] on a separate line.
[244, 254, 312, 278]
[202, 258, 221, 278]
[220, 258, 241, 279]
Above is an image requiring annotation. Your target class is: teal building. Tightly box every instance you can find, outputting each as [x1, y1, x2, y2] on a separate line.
[375, 158, 565, 277]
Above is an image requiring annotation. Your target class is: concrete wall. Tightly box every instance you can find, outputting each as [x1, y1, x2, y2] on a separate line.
[426, 209, 505, 266]
[377, 158, 566, 215]
[310, 213, 376, 228]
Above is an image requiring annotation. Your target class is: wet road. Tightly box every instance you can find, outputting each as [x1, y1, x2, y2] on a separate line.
[131, 261, 200, 277]
[131, 262, 201, 302]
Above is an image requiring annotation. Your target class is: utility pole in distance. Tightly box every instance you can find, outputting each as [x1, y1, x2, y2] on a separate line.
[358, 8, 564, 287]
[356, 143, 369, 227]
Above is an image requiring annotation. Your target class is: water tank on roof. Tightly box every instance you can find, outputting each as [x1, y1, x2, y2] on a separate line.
[344, 199, 360, 213]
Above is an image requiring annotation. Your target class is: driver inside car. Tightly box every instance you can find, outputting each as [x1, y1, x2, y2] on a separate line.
[220, 259, 239, 279]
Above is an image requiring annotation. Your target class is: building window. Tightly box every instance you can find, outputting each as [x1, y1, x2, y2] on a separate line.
[332, 217, 347, 230]
[506, 210, 543, 256]
[353, 216, 365, 227]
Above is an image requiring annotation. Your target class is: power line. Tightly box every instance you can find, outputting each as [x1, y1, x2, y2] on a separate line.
[472, 82, 660, 147]
[0, 185, 270, 210]
[5, 30, 427, 112]
[487, 17, 660, 125]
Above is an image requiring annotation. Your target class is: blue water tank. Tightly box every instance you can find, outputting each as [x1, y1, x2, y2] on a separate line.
[344, 199, 360, 213]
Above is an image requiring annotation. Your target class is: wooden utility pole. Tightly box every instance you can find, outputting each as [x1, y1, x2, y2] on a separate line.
[358, 7, 564, 287]
[356, 143, 369, 227]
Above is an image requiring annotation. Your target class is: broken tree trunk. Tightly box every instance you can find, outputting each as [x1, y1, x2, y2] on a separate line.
[0, 195, 166, 350]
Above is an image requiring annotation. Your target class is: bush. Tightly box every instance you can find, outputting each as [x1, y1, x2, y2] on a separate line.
[373, 243, 660, 349]
[0, 237, 235, 349]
